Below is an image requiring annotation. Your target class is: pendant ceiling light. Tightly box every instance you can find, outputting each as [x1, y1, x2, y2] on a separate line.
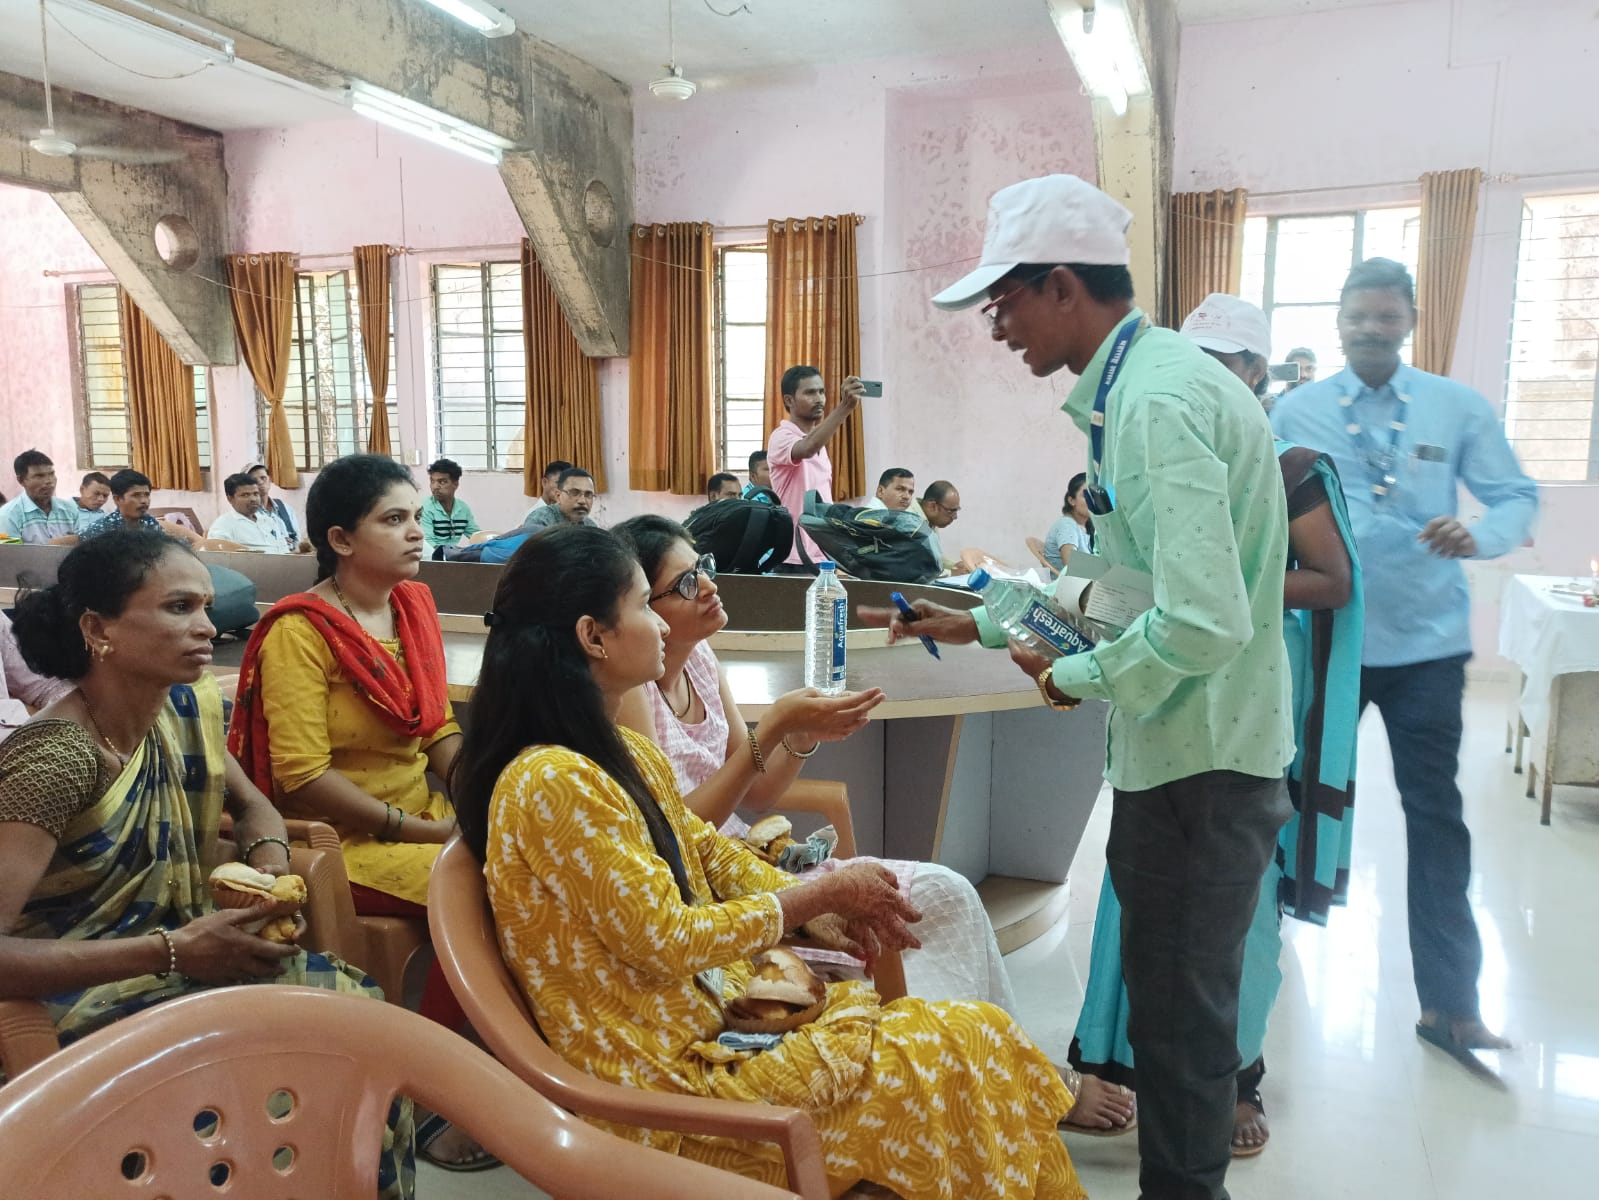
[648, 0, 697, 100]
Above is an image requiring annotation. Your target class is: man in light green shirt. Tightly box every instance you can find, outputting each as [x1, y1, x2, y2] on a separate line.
[863, 175, 1292, 1200]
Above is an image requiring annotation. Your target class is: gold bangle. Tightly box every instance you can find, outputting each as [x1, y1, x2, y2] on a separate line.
[781, 735, 819, 760]
[746, 727, 768, 774]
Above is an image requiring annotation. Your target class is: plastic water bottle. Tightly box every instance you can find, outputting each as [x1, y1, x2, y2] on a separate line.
[968, 568, 1097, 658]
[804, 561, 849, 695]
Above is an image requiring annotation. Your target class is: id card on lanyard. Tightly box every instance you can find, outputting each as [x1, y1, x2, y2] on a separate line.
[1085, 314, 1143, 516]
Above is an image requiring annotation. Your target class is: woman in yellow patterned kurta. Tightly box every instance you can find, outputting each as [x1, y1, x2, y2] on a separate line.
[453, 525, 1085, 1199]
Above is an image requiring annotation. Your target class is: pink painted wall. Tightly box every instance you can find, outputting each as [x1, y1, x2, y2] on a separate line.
[637, 48, 1094, 559]
[0, 185, 103, 478]
[882, 68, 1097, 560]
[1177, 0, 1599, 671]
[0, 182, 213, 519]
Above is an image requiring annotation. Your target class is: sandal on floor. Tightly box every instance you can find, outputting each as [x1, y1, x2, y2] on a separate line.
[1057, 1066, 1137, 1138]
[1231, 1088, 1268, 1159]
[416, 1112, 501, 1173]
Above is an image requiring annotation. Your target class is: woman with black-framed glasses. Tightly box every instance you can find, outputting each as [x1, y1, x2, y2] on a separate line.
[613, 515, 1021, 1014]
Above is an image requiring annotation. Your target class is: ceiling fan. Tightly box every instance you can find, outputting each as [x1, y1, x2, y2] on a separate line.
[19, 0, 186, 164]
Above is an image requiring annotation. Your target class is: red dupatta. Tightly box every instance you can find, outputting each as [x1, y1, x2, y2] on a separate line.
[227, 580, 451, 795]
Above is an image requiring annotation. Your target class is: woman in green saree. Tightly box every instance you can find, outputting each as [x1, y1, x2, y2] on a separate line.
[0, 529, 412, 1198]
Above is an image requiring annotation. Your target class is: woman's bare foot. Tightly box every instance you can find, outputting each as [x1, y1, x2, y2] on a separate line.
[1231, 1098, 1269, 1157]
[1059, 1069, 1136, 1133]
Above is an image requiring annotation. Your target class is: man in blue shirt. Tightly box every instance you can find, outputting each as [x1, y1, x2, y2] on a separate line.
[1273, 258, 1537, 1063]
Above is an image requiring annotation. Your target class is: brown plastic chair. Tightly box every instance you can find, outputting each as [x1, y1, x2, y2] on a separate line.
[428, 836, 835, 1199]
[956, 546, 1008, 573]
[0, 828, 348, 1082]
[0, 986, 800, 1199]
[1024, 536, 1061, 578]
[265, 800, 432, 1007]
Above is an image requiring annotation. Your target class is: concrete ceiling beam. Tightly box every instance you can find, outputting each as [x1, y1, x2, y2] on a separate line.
[148, 0, 634, 355]
[0, 70, 234, 365]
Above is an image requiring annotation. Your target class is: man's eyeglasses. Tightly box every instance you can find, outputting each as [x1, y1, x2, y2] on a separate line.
[978, 270, 1049, 328]
[930, 500, 961, 516]
[650, 554, 717, 603]
[562, 488, 596, 501]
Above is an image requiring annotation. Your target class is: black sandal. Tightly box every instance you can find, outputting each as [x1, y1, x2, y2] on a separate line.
[1231, 1057, 1269, 1159]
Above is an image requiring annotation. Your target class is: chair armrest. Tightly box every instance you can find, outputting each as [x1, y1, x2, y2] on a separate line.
[776, 780, 856, 860]
[0, 999, 60, 1080]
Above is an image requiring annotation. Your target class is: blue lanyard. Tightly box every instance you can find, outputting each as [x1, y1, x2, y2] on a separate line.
[1089, 315, 1143, 481]
[1340, 386, 1411, 500]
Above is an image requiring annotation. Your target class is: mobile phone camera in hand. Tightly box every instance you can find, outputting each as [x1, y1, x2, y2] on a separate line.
[859, 380, 883, 398]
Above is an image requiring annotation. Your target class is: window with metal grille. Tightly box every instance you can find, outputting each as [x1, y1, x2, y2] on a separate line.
[1239, 207, 1421, 378]
[266, 270, 399, 471]
[714, 245, 768, 475]
[73, 282, 210, 473]
[1505, 193, 1599, 482]
[431, 262, 525, 472]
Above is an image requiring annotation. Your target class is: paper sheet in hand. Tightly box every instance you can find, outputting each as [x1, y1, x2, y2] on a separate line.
[1065, 552, 1155, 629]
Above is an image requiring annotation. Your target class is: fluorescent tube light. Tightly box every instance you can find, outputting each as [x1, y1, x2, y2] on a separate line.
[52, 0, 236, 65]
[1047, 0, 1151, 118]
[417, 0, 516, 37]
[347, 80, 513, 166]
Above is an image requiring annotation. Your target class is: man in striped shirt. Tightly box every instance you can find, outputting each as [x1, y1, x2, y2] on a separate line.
[421, 458, 480, 553]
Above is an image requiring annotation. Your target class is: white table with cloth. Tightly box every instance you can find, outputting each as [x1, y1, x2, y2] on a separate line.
[1499, 573, 1599, 823]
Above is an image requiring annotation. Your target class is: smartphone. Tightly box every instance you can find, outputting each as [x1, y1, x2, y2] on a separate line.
[859, 379, 883, 397]
[1268, 362, 1302, 383]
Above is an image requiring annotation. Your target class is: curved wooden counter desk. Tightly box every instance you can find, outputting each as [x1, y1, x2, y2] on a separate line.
[0, 546, 1108, 950]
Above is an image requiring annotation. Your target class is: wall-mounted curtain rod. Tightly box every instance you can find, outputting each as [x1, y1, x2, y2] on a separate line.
[1244, 167, 1591, 202]
[41, 267, 116, 279]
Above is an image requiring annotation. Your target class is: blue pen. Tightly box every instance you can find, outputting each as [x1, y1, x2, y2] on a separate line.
[890, 591, 941, 660]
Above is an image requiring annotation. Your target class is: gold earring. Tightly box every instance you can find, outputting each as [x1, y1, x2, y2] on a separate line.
[596, 643, 608, 661]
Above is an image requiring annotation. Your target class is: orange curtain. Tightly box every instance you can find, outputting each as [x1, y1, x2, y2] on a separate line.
[521, 239, 606, 494]
[1415, 168, 1483, 376]
[117, 290, 202, 491]
[354, 243, 394, 456]
[224, 252, 299, 488]
[763, 214, 864, 500]
[628, 222, 713, 495]
[1164, 189, 1248, 327]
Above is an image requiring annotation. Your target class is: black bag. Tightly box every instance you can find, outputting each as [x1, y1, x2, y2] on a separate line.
[204, 563, 259, 637]
[798, 500, 941, 584]
[682, 498, 794, 574]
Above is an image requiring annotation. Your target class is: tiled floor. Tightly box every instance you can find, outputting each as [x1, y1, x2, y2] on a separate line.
[422, 682, 1599, 1199]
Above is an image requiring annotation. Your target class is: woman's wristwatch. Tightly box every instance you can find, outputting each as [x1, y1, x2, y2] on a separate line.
[1036, 665, 1081, 711]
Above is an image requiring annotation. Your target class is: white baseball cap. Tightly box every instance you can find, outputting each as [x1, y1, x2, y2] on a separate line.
[1179, 293, 1272, 360]
[930, 175, 1133, 311]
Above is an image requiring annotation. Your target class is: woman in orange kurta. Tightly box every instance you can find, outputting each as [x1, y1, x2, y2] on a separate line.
[452, 524, 1085, 1199]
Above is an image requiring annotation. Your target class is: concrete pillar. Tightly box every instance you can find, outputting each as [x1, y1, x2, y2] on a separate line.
[154, 0, 633, 355]
[0, 72, 234, 364]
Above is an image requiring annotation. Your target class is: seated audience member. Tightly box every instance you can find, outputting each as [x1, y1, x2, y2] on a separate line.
[521, 459, 573, 524]
[918, 479, 961, 568]
[0, 451, 79, 544]
[615, 515, 1018, 1011]
[1043, 473, 1095, 570]
[207, 473, 290, 552]
[247, 463, 305, 553]
[0, 530, 414, 1195]
[523, 467, 599, 530]
[0, 610, 71, 739]
[450, 525, 1084, 1197]
[80, 469, 201, 545]
[75, 472, 112, 529]
[705, 472, 742, 503]
[226, 454, 484, 1171]
[742, 450, 774, 500]
[865, 467, 916, 511]
[421, 458, 480, 551]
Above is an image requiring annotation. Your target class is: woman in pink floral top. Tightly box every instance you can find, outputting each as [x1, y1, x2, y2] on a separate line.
[615, 515, 1017, 1011]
